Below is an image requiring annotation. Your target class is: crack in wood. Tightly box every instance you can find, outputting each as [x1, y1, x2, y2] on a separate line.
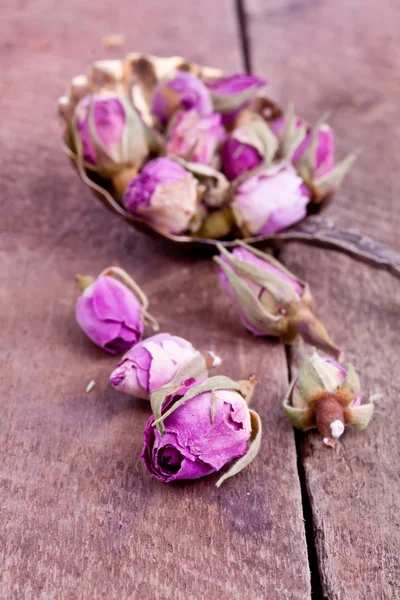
[235, 0, 252, 73]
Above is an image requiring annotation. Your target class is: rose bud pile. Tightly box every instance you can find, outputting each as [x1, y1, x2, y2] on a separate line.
[75, 266, 158, 354]
[214, 242, 341, 358]
[60, 58, 355, 241]
[109, 332, 222, 400]
[282, 351, 380, 447]
[143, 375, 261, 486]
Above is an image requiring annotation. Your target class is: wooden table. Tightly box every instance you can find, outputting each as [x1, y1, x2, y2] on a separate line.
[1, 1, 399, 598]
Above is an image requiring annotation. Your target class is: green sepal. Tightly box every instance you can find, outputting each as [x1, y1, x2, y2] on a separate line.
[282, 375, 314, 430]
[174, 158, 230, 208]
[150, 352, 208, 433]
[314, 152, 357, 193]
[233, 115, 278, 167]
[215, 409, 262, 487]
[213, 256, 282, 336]
[294, 112, 330, 181]
[346, 399, 375, 430]
[235, 241, 307, 292]
[210, 81, 266, 114]
[297, 351, 334, 403]
[339, 363, 361, 404]
[278, 104, 308, 162]
[217, 243, 298, 306]
[152, 375, 241, 433]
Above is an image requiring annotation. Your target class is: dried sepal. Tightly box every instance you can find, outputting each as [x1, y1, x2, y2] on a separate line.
[214, 256, 282, 336]
[282, 377, 314, 430]
[313, 152, 358, 195]
[339, 363, 361, 404]
[152, 375, 242, 433]
[215, 408, 262, 487]
[150, 352, 209, 431]
[345, 398, 376, 430]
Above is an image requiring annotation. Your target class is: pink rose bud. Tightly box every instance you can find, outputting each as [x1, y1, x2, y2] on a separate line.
[231, 162, 309, 236]
[214, 243, 341, 359]
[207, 74, 267, 125]
[72, 92, 149, 176]
[142, 375, 261, 486]
[166, 109, 226, 166]
[122, 157, 199, 234]
[151, 71, 213, 126]
[220, 114, 278, 180]
[271, 111, 356, 198]
[109, 332, 222, 399]
[75, 266, 158, 355]
[283, 351, 380, 447]
[270, 116, 334, 176]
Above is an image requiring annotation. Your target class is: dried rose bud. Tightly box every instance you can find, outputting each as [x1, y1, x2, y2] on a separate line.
[231, 162, 309, 236]
[151, 71, 213, 126]
[214, 243, 341, 358]
[72, 91, 149, 176]
[283, 351, 379, 447]
[109, 332, 222, 399]
[122, 157, 198, 234]
[220, 114, 278, 180]
[75, 266, 158, 355]
[166, 109, 225, 166]
[271, 115, 333, 175]
[142, 375, 261, 486]
[207, 74, 267, 125]
[271, 110, 356, 198]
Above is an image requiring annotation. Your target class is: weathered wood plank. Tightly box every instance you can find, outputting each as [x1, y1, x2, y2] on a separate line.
[0, 1, 310, 598]
[248, 0, 400, 597]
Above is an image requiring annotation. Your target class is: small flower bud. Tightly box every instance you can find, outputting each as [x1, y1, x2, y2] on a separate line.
[142, 376, 261, 486]
[109, 333, 222, 400]
[282, 351, 378, 447]
[206, 74, 267, 125]
[122, 157, 199, 234]
[214, 243, 341, 358]
[71, 91, 149, 176]
[221, 114, 278, 180]
[271, 109, 356, 200]
[231, 162, 309, 236]
[166, 109, 226, 166]
[75, 266, 158, 355]
[151, 71, 213, 126]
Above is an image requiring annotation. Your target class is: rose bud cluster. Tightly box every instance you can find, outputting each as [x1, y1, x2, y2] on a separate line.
[75, 266, 158, 354]
[282, 351, 380, 447]
[143, 375, 261, 486]
[60, 58, 356, 240]
[214, 242, 341, 358]
[109, 332, 222, 400]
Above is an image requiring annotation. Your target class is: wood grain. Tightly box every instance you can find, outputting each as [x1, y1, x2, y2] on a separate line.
[0, 1, 310, 598]
[248, 0, 400, 597]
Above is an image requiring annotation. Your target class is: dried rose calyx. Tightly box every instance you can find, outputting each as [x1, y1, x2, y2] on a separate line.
[282, 351, 380, 447]
[143, 375, 261, 486]
[214, 242, 341, 358]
